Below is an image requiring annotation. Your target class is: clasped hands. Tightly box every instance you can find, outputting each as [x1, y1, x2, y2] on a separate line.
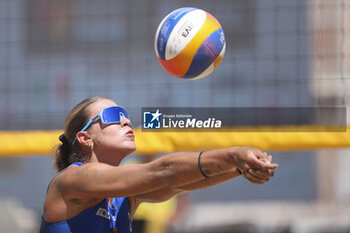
[234, 147, 279, 184]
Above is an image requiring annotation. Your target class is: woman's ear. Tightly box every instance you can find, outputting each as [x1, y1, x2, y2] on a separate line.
[76, 131, 93, 146]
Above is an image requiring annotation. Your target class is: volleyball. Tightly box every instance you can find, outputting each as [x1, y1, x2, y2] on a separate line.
[154, 7, 226, 80]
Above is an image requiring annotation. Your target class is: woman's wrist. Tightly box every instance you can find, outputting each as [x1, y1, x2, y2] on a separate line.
[225, 147, 243, 168]
[198, 151, 209, 178]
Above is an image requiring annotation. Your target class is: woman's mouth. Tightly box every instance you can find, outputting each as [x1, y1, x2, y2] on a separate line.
[126, 130, 135, 138]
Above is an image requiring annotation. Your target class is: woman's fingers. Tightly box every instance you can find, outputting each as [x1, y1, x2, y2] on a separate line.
[267, 155, 272, 162]
[242, 169, 270, 184]
[254, 168, 274, 178]
[249, 156, 279, 170]
[236, 148, 278, 179]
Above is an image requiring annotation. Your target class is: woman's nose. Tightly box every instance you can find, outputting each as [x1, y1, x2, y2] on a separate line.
[120, 116, 132, 128]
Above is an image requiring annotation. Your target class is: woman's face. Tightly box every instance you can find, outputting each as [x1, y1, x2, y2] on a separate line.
[85, 98, 136, 159]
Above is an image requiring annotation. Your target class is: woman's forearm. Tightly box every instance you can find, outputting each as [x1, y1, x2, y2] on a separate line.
[149, 148, 238, 188]
[131, 147, 278, 205]
[175, 169, 240, 191]
[134, 169, 239, 204]
[148, 147, 278, 189]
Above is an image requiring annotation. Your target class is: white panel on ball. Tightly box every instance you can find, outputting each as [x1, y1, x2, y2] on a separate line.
[165, 9, 207, 60]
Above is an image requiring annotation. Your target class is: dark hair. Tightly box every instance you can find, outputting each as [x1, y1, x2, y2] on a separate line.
[55, 96, 106, 171]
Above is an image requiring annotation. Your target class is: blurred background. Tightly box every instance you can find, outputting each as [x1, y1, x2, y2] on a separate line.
[0, 0, 350, 232]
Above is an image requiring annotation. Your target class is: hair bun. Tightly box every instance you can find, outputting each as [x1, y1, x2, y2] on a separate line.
[59, 134, 69, 144]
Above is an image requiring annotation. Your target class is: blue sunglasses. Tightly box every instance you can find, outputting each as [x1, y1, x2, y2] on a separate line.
[72, 106, 130, 145]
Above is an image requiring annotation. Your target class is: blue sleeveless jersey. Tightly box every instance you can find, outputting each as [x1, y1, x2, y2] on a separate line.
[40, 163, 132, 233]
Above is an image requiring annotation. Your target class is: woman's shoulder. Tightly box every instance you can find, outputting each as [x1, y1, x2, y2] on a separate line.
[48, 162, 118, 197]
[44, 163, 105, 222]
[45, 163, 100, 207]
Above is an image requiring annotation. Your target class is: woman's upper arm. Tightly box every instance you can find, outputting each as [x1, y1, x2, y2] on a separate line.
[58, 162, 164, 199]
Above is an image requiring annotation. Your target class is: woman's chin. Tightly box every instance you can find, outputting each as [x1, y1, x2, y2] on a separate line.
[123, 143, 137, 154]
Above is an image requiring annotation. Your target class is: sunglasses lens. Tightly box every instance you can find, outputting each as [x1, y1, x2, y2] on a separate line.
[101, 106, 128, 124]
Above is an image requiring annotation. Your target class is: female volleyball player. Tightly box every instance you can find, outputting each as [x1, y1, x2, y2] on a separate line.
[40, 96, 278, 233]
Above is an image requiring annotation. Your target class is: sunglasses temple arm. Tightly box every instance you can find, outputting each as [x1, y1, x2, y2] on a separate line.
[72, 116, 99, 145]
[80, 119, 94, 132]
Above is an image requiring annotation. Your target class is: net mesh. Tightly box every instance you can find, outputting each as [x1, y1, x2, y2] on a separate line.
[1, 0, 340, 131]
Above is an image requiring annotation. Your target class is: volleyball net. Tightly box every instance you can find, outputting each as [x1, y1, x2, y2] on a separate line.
[1, 126, 350, 156]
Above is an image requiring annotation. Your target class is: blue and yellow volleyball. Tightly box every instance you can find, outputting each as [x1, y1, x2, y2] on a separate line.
[154, 7, 226, 80]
